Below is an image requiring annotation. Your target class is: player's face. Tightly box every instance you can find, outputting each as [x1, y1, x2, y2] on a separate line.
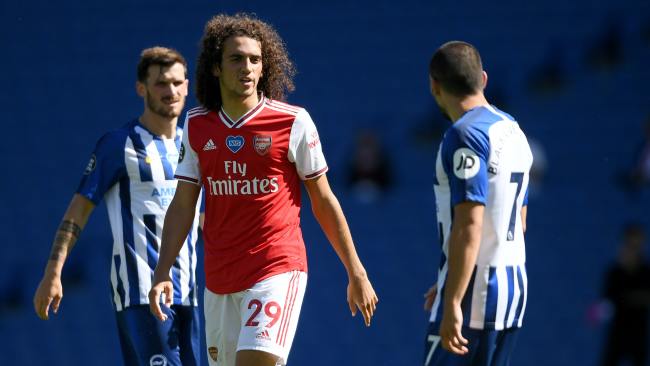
[213, 36, 263, 100]
[138, 62, 188, 118]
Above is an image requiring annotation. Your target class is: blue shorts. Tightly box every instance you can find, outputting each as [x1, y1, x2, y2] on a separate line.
[424, 322, 520, 366]
[115, 305, 200, 366]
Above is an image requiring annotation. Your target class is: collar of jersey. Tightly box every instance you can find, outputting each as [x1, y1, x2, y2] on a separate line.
[134, 119, 181, 141]
[456, 104, 502, 126]
[456, 105, 483, 122]
[218, 96, 266, 129]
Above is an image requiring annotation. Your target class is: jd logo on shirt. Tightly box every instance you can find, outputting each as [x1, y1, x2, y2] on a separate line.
[456, 155, 475, 171]
[226, 135, 245, 153]
[453, 148, 480, 179]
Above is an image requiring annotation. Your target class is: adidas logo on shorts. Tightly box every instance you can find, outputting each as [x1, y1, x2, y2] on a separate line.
[256, 329, 271, 341]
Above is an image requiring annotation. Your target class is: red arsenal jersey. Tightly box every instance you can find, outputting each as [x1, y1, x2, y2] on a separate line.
[175, 97, 328, 294]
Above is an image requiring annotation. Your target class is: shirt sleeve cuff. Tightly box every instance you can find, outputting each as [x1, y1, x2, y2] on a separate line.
[174, 175, 201, 185]
[302, 166, 328, 180]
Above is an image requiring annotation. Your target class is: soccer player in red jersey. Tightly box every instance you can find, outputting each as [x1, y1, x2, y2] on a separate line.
[149, 13, 378, 366]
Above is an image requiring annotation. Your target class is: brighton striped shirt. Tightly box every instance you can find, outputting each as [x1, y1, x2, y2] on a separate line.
[430, 105, 533, 330]
[77, 119, 200, 311]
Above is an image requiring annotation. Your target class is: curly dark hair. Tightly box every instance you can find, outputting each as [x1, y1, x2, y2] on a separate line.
[196, 13, 296, 111]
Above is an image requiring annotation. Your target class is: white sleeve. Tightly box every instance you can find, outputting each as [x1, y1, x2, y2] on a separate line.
[288, 109, 328, 180]
[174, 115, 202, 185]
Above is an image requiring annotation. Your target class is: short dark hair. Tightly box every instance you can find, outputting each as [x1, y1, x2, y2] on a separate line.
[196, 13, 296, 112]
[429, 41, 484, 97]
[137, 46, 187, 83]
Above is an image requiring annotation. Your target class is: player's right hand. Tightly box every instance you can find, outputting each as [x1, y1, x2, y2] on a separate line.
[440, 303, 469, 355]
[347, 273, 379, 327]
[423, 283, 438, 311]
[148, 274, 173, 321]
[33, 275, 63, 320]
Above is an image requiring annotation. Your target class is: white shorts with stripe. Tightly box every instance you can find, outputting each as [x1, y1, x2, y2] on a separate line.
[204, 270, 307, 366]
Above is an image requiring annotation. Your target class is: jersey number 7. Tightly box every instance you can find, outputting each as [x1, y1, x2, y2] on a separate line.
[425, 334, 441, 365]
[507, 172, 524, 241]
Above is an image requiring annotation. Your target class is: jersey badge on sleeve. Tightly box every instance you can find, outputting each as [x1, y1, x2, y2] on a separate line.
[226, 135, 245, 153]
[178, 143, 185, 162]
[83, 154, 97, 175]
[453, 148, 480, 179]
[253, 135, 272, 156]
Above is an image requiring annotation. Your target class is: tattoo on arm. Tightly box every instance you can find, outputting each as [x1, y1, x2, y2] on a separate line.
[59, 220, 82, 239]
[49, 220, 82, 261]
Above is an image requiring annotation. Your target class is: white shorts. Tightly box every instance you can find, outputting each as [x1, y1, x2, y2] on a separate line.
[204, 270, 307, 366]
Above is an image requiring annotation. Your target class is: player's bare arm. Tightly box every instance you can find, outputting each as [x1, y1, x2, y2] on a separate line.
[521, 205, 528, 234]
[303, 174, 378, 327]
[149, 181, 201, 321]
[440, 201, 484, 355]
[33, 194, 95, 320]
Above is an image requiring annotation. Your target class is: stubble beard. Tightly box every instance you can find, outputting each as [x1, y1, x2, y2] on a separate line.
[146, 92, 181, 118]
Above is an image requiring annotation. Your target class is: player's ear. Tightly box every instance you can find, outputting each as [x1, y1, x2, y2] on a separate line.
[181, 79, 189, 97]
[136, 81, 146, 98]
[481, 71, 488, 90]
[429, 76, 439, 97]
[212, 64, 221, 78]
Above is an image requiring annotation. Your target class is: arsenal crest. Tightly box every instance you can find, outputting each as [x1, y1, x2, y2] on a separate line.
[253, 135, 272, 156]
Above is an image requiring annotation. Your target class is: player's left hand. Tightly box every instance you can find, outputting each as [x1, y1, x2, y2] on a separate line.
[439, 303, 469, 355]
[423, 283, 438, 311]
[347, 273, 378, 327]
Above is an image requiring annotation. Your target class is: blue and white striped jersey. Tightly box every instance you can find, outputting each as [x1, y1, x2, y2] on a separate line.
[430, 105, 533, 330]
[77, 119, 200, 311]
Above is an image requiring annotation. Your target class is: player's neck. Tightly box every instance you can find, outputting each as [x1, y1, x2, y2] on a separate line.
[449, 93, 489, 123]
[139, 111, 178, 139]
[221, 93, 261, 121]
